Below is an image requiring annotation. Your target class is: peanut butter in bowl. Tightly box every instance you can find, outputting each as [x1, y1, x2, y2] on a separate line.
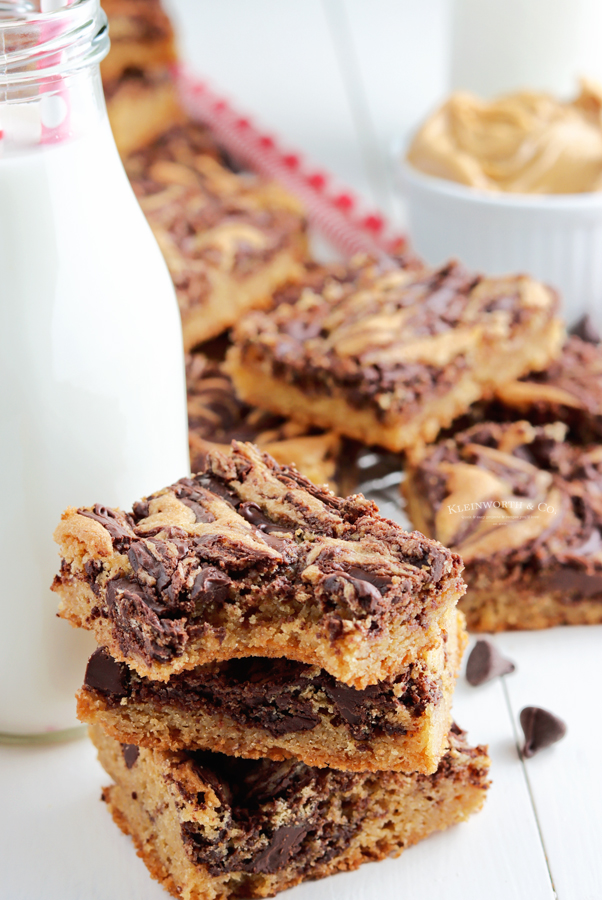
[400, 80, 602, 330]
[406, 79, 602, 195]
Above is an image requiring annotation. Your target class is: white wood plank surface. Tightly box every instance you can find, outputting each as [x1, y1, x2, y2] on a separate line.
[495, 627, 602, 900]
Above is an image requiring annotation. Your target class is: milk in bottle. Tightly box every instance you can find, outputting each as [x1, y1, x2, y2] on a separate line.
[0, 0, 190, 738]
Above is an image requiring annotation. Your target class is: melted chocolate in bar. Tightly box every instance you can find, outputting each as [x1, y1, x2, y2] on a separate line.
[180, 752, 358, 875]
[84, 653, 440, 742]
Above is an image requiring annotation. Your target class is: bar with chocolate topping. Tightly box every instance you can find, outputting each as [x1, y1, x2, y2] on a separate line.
[53, 442, 465, 688]
[77, 606, 465, 775]
[492, 334, 602, 443]
[92, 722, 489, 900]
[186, 350, 346, 492]
[125, 126, 308, 350]
[226, 256, 564, 453]
[101, 0, 184, 156]
[403, 419, 602, 631]
[101, 0, 177, 85]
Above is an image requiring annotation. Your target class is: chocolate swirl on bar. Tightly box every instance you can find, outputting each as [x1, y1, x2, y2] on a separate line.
[230, 258, 558, 422]
[59, 442, 460, 669]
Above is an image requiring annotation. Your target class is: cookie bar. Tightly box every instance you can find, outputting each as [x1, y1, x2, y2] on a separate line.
[494, 335, 602, 442]
[101, 0, 184, 156]
[101, 0, 177, 84]
[53, 442, 465, 687]
[125, 127, 308, 350]
[186, 351, 344, 491]
[77, 607, 465, 775]
[403, 419, 602, 631]
[104, 71, 184, 157]
[92, 724, 489, 900]
[226, 257, 564, 453]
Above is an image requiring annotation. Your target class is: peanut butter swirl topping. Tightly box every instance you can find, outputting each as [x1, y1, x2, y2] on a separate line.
[230, 257, 559, 421]
[410, 420, 602, 584]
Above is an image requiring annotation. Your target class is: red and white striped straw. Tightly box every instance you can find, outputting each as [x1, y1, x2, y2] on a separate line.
[176, 65, 407, 261]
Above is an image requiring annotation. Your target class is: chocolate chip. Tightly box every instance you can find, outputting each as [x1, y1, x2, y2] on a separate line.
[106, 577, 187, 663]
[84, 559, 103, 581]
[128, 542, 169, 588]
[320, 679, 380, 727]
[191, 567, 232, 607]
[190, 758, 233, 807]
[258, 532, 291, 552]
[193, 473, 240, 507]
[466, 640, 515, 686]
[84, 648, 128, 697]
[346, 575, 382, 612]
[520, 706, 567, 758]
[121, 743, 139, 768]
[241, 759, 310, 805]
[345, 566, 392, 592]
[174, 480, 217, 523]
[239, 501, 295, 534]
[132, 500, 150, 521]
[322, 572, 384, 616]
[180, 498, 216, 523]
[250, 824, 309, 874]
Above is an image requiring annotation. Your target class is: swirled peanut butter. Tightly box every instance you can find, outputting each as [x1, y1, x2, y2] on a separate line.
[407, 80, 602, 194]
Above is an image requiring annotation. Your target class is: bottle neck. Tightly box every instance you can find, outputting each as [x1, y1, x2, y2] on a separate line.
[0, 0, 109, 153]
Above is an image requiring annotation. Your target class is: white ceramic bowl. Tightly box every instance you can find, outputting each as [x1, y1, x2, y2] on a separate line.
[400, 161, 602, 329]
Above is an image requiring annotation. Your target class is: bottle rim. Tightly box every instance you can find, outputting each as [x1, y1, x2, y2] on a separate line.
[0, 0, 109, 84]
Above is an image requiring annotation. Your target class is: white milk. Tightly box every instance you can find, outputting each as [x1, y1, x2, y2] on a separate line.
[0, 115, 190, 736]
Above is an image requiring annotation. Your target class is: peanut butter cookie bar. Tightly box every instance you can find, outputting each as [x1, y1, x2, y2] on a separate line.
[77, 608, 465, 775]
[186, 351, 345, 492]
[403, 420, 602, 631]
[92, 723, 489, 900]
[125, 127, 308, 350]
[226, 257, 564, 453]
[101, 0, 177, 84]
[53, 442, 465, 687]
[101, 0, 183, 156]
[493, 335, 602, 443]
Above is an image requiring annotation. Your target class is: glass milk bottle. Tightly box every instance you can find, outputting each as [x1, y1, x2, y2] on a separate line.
[0, 0, 190, 740]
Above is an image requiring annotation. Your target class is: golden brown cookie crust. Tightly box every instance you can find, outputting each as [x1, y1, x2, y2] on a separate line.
[93, 724, 489, 900]
[227, 258, 564, 453]
[77, 609, 466, 774]
[54, 442, 465, 687]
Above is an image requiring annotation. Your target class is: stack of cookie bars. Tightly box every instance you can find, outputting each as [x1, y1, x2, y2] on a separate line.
[53, 442, 489, 898]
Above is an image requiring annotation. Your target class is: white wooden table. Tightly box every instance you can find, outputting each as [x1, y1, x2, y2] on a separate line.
[2, 4, 601, 898]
